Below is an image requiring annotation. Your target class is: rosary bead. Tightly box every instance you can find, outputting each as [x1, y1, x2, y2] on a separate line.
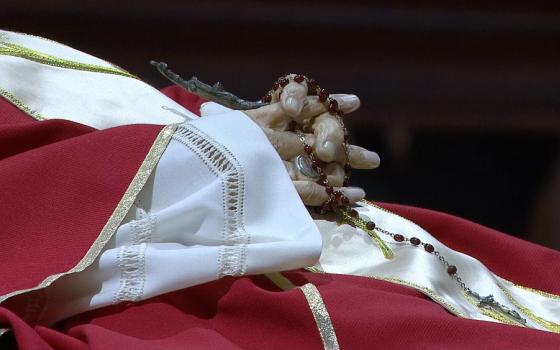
[349, 209, 359, 218]
[342, 197, 350, 205]
[319, 173, 327, 181]
[424, 243, 435, 253]
[307, 79, 318, 90]
[272, 82, 280, 90]
[261, 94, 272, 103]
[311, 160, 320, 169]
[447, 265, 458, 275]
[326, 185, 334, 195]
[328, 99, 338, 113]
[304, 145, 313, 154]
[278, 77, 289, 87]
[318, 89, 329, 102]
[410, 237, 421, 246]
[333, 191, 342, 199]
[366, 221, 376, 230]
[294, 74, 305, 83]
[393, 234, 405, 242]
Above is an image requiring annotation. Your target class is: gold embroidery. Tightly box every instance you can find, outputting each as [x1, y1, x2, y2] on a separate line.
[498, 285, 560, 333]
[374, 276, 467, 317]
[338, 209, 394, 259]
[264, 273, 340, 350]
[0, 86, 45, 121]
[0, 41, 136, 79]
[0, 125, 176, 317]
[305, 267, 467, 318]
[509, 281, 560, 300]
[300, 284, 340, 350]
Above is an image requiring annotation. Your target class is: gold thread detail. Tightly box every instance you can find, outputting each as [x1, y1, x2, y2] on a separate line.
[0, 86, 45, 121]
[338, 209, 394, 259]
[508, 281, 560, 300]
[498, 285, 560, 333]
[374, 276, 467, 317]
[0, 41, 137, 79]
[0, 124, 177, 313]
[305, 267, 467, 318]
[300, 284, 340, 350]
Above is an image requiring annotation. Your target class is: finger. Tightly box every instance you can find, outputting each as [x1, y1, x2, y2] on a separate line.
[323, 163, 345, 187]
[300, 94, 361, 121]
[293, 180, 365, 206]
[264, 128, 315, 160]
[281, 78, 308, 118]
[346, 145, 381, 169]
[283, 160, 297, 180]
[312, 112, 344, 162]
[244, 103, 287, 129]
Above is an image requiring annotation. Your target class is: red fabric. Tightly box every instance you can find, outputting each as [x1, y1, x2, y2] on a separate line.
[1, 88, 560, 349]
[0, 98, 164, 298]
[161, 85, 206, 116]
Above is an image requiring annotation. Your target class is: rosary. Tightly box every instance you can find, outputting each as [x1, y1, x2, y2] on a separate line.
[152, 61, 527, 327]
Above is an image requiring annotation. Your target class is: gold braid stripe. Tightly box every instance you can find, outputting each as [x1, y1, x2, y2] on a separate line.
[0, 125, 176, 316]
[0, 41, 137, 79]
[264, 273, 340, 350]
[338, 209, 394, 259]
[511, 282, 560, 300]
[0, 86, 45, 121]
[498, 285, 560, 333]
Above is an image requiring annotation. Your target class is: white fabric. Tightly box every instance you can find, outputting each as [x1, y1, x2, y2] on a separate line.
[0, 30, 197, 128]
[37, 109, 322, 325]
[314, 202, 560, 332]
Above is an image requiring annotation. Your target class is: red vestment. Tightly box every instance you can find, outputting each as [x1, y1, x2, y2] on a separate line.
[0, 86, 559, 349]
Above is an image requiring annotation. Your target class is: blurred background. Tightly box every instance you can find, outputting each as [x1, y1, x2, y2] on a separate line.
[2, 1, 559, 248]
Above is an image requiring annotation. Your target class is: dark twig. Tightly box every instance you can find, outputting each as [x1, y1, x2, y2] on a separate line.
[150, 61, 267, 110]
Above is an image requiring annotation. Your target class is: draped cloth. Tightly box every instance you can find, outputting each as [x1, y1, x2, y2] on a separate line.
[0, 29, 559, 349]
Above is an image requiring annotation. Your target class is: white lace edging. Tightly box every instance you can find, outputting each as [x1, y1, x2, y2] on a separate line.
[173, 123, 249, 278]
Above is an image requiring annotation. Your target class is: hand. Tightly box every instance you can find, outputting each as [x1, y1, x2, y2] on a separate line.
[244, 77, 380, 206]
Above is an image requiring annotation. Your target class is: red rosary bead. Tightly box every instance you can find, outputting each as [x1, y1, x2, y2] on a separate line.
[307, 79, 318, 90]
[304, 145, 312, 154]
[366, 221, 376, 230]
[294, 74, 305, 83]
[328, 99, 338, 114]
[278, 77, 289, 87]
[349, 209, 359, 218]
[447, 265, 457, 275]
[261, 95, 272, 103]
[326, 185, 334, 195]
[410, 237, 421, 246]
[393, 234, 405, 242]
[318, 89, 329, 102]
[424, 244, 435, 253]
[272, 82, 280, 90]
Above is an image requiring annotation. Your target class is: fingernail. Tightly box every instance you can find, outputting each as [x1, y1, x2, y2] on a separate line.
[340, 95, 360, 113]
[365, 151, 381, 168]
[322, 141, 336, 157]
[342, 187, 365, 202]
[285, 97, 302, 115]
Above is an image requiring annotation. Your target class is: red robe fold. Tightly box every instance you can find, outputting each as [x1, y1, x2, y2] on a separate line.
[1, 86, 559, 349]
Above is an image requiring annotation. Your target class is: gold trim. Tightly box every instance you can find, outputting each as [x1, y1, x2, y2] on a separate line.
[498, 285, 560, 333]
[374, 276, 467, 318]
[0, 124, 177, 311]
[264, 273, 340, 350]
[300, 284, 340, 350]
[0, 86, 45, 121]
[338, 209, 394, 259]
[509, 281, 560, 300]
[0, 41, 136, 79]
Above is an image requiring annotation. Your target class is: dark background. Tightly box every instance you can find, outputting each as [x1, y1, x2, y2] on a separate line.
[3, 1, 559, 248]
